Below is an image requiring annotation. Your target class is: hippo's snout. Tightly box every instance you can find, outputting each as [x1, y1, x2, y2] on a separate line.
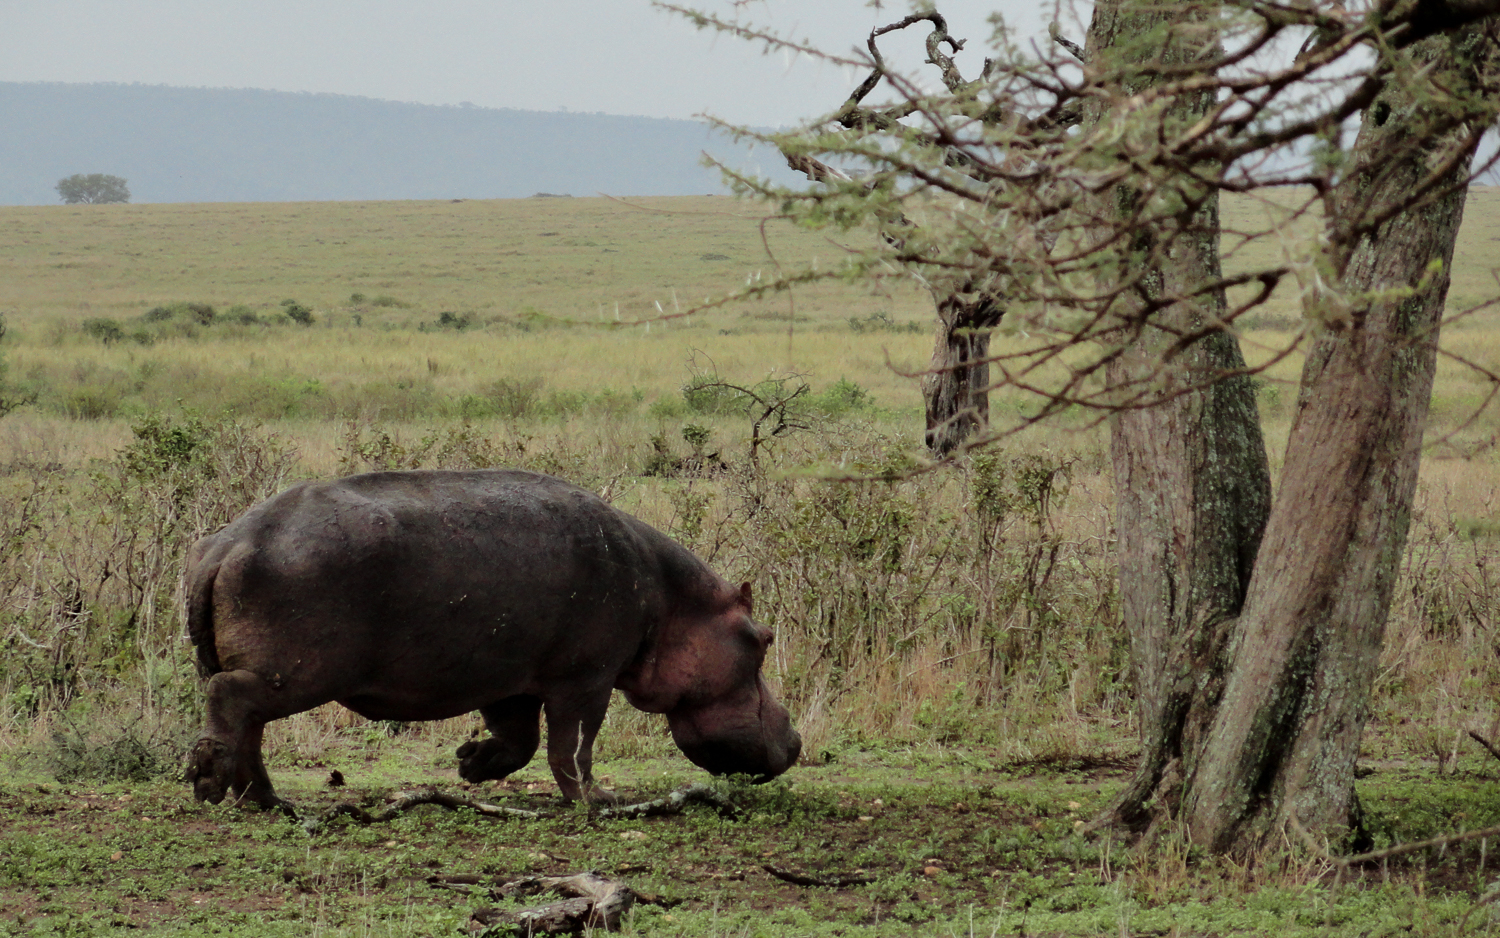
[766, 727, 802, 779]
[669, 681, 801, 782]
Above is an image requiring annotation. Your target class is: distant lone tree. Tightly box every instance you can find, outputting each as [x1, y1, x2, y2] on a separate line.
[56, 174, 130, 205]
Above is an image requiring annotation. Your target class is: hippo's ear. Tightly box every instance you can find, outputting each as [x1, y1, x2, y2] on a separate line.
[738, 581, 753, 614]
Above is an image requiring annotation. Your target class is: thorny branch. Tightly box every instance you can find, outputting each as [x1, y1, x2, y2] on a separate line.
[658, 0, 1500, 448]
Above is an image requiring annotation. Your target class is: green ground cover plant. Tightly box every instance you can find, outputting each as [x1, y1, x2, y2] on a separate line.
[1, 194, 1500, 934]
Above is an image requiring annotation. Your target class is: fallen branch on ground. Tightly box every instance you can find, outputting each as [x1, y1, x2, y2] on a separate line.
[594, 782, 737, 820]
[762, 864, 877, 887]
[470, 871, 636, 934]
[303, 782, 737, 834]
[303, 787, 549, 833]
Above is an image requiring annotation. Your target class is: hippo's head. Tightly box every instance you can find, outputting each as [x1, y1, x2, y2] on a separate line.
[619, 582, 801, 781]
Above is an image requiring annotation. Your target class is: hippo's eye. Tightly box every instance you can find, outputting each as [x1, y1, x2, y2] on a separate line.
[744, 622, 773, 651]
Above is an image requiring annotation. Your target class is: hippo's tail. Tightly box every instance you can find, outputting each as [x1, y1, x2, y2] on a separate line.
[184, 547, 223, 678]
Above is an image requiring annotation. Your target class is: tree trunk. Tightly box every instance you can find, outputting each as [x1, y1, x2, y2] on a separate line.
[1085, 0, 1275, 835]
[923, 295, 1003, 456]
[1089, 6, 1496, 851]
[1181, 28, 1498, 853]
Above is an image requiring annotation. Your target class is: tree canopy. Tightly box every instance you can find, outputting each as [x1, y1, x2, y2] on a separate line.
[55, 173, 130, 205]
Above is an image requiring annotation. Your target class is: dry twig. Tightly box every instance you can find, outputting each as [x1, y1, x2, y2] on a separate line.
[762, 864, 877, 887]
[305, 782, 736, 834]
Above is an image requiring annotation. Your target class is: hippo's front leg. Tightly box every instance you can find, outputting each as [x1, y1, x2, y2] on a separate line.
[542, 693, 617, 804]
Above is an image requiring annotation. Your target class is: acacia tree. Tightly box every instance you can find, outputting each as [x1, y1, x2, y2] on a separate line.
[667, 0, 1500, 854]
[56, 173, 130, 204]
[774, 15, 1017, 455]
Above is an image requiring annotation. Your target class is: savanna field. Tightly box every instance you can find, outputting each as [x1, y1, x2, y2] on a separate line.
[2, 191, 1500, 936]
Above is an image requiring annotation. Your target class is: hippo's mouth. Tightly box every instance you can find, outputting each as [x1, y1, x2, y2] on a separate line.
[678, 726, 801, 781]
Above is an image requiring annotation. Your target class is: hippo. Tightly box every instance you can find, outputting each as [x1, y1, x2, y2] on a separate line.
[183, 469, 800, 811]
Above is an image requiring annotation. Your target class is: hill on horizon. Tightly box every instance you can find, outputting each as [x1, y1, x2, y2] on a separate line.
[0, 82, 797, 205]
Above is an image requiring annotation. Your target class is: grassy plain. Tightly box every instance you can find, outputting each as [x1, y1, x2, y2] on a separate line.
[1, 191, 1500, 935]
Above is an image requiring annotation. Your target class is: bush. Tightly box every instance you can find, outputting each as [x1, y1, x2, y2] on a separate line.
[63, 386, 123, 419]
[683, 375, 749, 415]
[338, 420, 521, 474]
[486, 377, 545, 419]
[43, 712, 192, 782]
[81, 318, 125, 344]
[849, 312, 922, 333]
[812, 378, 873, 416]
[281, 299, 315, 325]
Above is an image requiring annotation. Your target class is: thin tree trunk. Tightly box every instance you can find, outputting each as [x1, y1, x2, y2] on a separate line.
[923, 295, 1003, 455]
[1183, 28, 1498, 853]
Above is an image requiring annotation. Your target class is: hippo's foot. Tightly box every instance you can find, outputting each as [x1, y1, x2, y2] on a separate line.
[456, 736, 534, 783]
[186, 738, 294, 816]
[185, 738, 233, 805]
[581, 783, 619, 806]
[552, 776, 619, 805]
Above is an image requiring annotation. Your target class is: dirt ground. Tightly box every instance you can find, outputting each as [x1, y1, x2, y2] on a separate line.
[3, 743, 1497, 937]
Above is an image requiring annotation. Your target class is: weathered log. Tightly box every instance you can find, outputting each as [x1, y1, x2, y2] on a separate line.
[471, 872, 635, 934]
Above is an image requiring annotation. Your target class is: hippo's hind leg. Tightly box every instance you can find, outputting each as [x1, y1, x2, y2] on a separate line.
[457, 695, 543, 783]
[542, 692, 617, 804]
[187, 670, 300, 815]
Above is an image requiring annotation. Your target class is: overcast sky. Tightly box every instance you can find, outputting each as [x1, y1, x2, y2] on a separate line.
[0, 1, 1071, 128]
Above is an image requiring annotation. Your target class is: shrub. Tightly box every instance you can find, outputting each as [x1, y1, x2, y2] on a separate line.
[486, 377, 545, 419]
[683, 375, 749, 415]
[849, 312, 922, 333]
[281, 299, 315, 325]
[63, 386, 123, 419]
[812, 378, 873, 416]
[337, 420, 521, 474]
[648, 396, 687, 420]
[43, 712, 193, 782]
[81, 318, 125, 344]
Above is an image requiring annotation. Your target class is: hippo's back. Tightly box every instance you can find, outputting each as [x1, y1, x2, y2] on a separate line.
[187, 470, 697, 720]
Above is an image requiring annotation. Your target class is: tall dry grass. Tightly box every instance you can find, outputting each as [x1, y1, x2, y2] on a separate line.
[2, 192, 1500, 782]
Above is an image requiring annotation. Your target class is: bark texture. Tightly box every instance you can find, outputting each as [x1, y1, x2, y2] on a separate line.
[1086, 0, 1274, 834]
[923, 295, 1004, 455]
[1182, 27, 1499, 852]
